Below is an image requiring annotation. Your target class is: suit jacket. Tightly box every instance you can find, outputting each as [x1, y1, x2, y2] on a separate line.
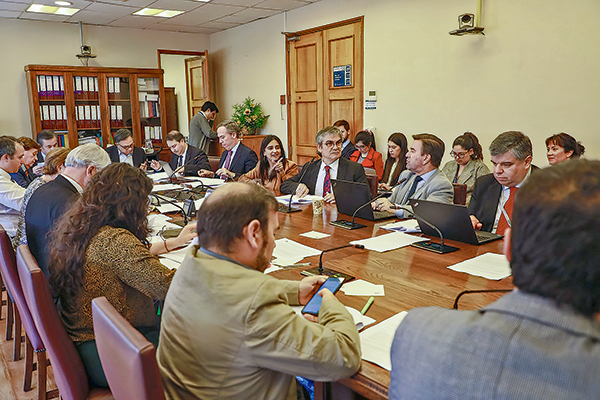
[10, 165, 35, 188]
[279, 157, 368, 195]
[341, 141, 356, 159]
[441, 158, 490, 204]
[219, 142, 258, 177]
[25, 174, 80, 276]
[105, 145, 147, 168]
[189, 112, 218, 154]
[390, 290, 600, 400]
[168, 145, 211, 176]
[468, 166, 539, 232]
[349, 147, 384, 181]
[157, 247, 361, 400]
[388, 168, 454, 206]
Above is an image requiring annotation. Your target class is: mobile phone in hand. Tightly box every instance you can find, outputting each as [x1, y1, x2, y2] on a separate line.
[301, 277, 343, 316]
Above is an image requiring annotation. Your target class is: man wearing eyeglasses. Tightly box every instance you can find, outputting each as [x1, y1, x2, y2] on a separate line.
[149, 130, 211, 176]
[280, 126, 368, 204]
[105, 128, 148, 169]
[372, 133, 453, 217]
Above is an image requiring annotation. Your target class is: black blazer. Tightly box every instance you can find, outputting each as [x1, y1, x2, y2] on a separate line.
[169, 145, 211, 176]
[219, 142, 258, 177]
[25, 175, 80, 276]
[106, 145, 147, 168]
[280, 157, 368, 195]
[468, 166, 539, 232]
[10, 166, 35, 188]
[341, 142, 356, 159]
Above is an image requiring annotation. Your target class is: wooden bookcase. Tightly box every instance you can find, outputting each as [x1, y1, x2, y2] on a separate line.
[24, 65, 167, 150]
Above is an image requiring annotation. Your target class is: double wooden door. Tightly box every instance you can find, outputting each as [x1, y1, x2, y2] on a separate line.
[287, 18, 364, 164]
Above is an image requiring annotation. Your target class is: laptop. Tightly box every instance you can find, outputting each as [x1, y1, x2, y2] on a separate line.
[407, 198, 503, 245]
[331, 179, 396, 221]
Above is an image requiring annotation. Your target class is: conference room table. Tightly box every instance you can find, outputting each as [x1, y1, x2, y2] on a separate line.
[269, 202, 513, 400]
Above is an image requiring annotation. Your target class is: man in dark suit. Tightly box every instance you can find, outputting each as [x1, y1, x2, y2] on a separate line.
[198, 121, 258, 179]
[468, 131, 536, 234]
[334, 119, 356, 159]
[390, 159, 600, 399]
[105, 128, 147, 168]
[32, 130, 58, 176]
[25, 143, 110, 275]
[150, 130, 210, 176]
[280, 126, 367, 204]
[11, 137, 41, 188]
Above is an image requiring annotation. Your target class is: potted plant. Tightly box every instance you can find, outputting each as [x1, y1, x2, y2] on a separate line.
[231, 97, 269, 136]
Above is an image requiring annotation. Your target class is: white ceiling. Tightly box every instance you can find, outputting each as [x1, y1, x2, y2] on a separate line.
[0, 0, 320, 33]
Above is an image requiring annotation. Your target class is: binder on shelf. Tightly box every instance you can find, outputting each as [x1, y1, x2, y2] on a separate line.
[74, 77, 82, 100]
[38, 76, 47, 100]
[77, 105, 85, 129]
[49, 105, 57, 130]
[94, 77, 99, 100]
[56, 104, 64, 130]
[82, 76, 88, 100]
[59, 76, 64, 98]
[108, 77, 114, 99]
[41, 105, 50, 129]
[53, 76, 60, 99]
[96, 105, 101, 128]
[88, 77, 95, 99]
[63, 105, 67, 130]
[46, 76, 54, 99]
[84, 105, 91, 128]
[117, 105, 123, 127]
[110, 105, 117, 127]
[114, 77, 121, 99]
[90, 104, 97, 128]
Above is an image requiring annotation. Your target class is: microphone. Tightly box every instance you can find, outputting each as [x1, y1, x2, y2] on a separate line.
[396, 205, 458, 254]
[280, 157, 315, 213]
[169, 154, 202, 182]
[149, 193, 189, 226]
[301, 243, 365, 281]
[330, 177, 408, 230]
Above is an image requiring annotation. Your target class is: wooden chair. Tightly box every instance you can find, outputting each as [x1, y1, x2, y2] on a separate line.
[92, 297, 166, 400]
[452, 183, 468, 205]
[16, 245, 112, 400]
[208, 156, 220, 172]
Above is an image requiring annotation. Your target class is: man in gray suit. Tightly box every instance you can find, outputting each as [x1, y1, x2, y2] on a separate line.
[372, 133, 453, 218]
[188, 101, 219, 154]
[389, 159, 600, 400]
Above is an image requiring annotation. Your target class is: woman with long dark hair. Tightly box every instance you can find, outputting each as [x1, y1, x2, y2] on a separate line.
[238, 135, 298, 195]
[546, 132, 585, 165]
[48, 163, 192, 388]
[379, 133, 408, 190]
[441, 132, 490, 204]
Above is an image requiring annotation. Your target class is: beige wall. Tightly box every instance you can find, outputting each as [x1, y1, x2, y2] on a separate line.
[210, 0, 600, 166]
[0, 19, 209, 139]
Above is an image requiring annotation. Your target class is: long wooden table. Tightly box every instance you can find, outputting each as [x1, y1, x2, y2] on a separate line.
[270, 203, 513, 400]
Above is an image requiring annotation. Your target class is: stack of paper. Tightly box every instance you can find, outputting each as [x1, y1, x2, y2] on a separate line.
[359, 311, 408, 371]
[149, 172, 169, 182]
[271, 238, 321, 265]
[448, 252, 511, 280]
[350, 231, 428, 252]
[276, 194, 323, 206]
[380, 219, 420, 233]
[341, 279, 385, 296]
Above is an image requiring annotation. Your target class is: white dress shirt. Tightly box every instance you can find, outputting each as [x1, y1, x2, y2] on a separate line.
[0, 168, 26, 237]
[119, 150, 133, 166]
[61, 173, 84, 194]
[315, 159, 339, 197]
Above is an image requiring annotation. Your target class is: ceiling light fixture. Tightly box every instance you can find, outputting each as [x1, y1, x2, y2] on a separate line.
[27, 4, 79, 15]
[54, 1, 73, 6]
[133, 8, 184, 17]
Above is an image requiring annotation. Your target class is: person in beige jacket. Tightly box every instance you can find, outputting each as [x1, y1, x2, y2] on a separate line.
[157, 182, 361, 400]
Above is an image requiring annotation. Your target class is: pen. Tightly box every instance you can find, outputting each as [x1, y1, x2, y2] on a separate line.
[280, 262, 311, 268]
[360, 296, 375, 315]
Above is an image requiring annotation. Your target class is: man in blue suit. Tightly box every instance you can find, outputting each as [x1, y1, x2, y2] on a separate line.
[198, 121, 257, 180]
[389, 159, 600, 400]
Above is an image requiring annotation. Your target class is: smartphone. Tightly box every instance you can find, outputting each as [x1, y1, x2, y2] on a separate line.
[301, 277, 343, 316]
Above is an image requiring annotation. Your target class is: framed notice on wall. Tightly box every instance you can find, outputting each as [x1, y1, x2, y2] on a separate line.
[333, 65, 352, 87]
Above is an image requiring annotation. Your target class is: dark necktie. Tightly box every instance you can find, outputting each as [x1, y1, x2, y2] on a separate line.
[496, 187, 518, 235]
[323, 165, 331, 195]
[178, 155, 183, 167]
[223, 151, 232, 170]
[406, 175, 423, 200]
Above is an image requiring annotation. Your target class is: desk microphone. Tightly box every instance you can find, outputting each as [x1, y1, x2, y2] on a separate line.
[330, 177, 407, 230]
[149, 193, 189, 226]
[301, 243, 365, 281]
[168, 154, 202, 182]
[396, 205, 458, 254]
[280, 157, 315, 213]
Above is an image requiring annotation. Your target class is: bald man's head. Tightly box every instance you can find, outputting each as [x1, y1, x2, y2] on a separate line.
[196, 182, 278, 253]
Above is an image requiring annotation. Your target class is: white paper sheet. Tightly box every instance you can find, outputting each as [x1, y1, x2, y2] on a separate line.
[149, 172, 169, 182]
[152, 183, 184, 192]
[160, 243, 193, 264]
[448, 252, 511, 280]
[194, 198, 205, 210]
[264, 264, 282, 274]
[341, 279, 385, 296]
[350, 232, 428, 253]
[380, 219, 421, 233]
[187, 177, 227, 188]
[291, 306, 376, 330]
[299, 231, 331, 239]
[155, 202, 183, 214]
[159, 257, 180, 270]
[276, 194, 324, 205]
[360, 311, 408, 371]
[271, 238, 321, 265]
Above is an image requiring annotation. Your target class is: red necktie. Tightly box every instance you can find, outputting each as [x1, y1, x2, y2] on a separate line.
[323, 165, 331, 195]
[496, 187, 518, 235]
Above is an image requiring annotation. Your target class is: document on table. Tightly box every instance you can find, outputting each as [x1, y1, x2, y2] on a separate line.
[187, 177, 226, 188]
[340, 279, 385, 296]
[160, 243, 194, 264]
[448, 252, 511, 280]
[149, 172, 169, 182]
[152, 183, 183, 192]
[291, 306, 376, 330]
[360, 311, 408, 371]
[276, 194, 323, 205]
[350, 232, 428, 252]
[380, 219, 421, 233]
[159, 258, 180, 270]
[155, 202, 183, 214]
[271, 238, 321, 265]
[299, 231, 331, 239]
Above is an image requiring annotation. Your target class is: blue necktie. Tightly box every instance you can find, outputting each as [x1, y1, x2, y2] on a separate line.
[406, 176, 423, 200]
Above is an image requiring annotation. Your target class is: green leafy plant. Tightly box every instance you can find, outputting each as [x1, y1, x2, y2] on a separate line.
[231, 97, 269, 134]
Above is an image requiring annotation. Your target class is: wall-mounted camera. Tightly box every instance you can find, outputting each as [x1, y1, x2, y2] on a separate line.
[81, 45, 92, 55]
[449, 12, 484, 36]
[459, 13, 474, 29]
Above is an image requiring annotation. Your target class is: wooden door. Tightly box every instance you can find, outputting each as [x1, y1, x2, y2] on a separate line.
[185, 55, 210, 122]
[287, 17, 364, 165]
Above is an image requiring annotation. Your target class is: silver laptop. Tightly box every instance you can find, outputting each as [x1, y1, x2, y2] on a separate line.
[331, 179, 396, 221]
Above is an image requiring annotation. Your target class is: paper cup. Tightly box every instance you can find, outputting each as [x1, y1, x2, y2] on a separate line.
[312, 198, 324, 215]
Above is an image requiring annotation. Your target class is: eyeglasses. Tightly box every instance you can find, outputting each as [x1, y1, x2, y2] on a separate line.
[323, 140, 343, 148]
[117, 142, 134, 151]
[450, 151, 469, 159]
